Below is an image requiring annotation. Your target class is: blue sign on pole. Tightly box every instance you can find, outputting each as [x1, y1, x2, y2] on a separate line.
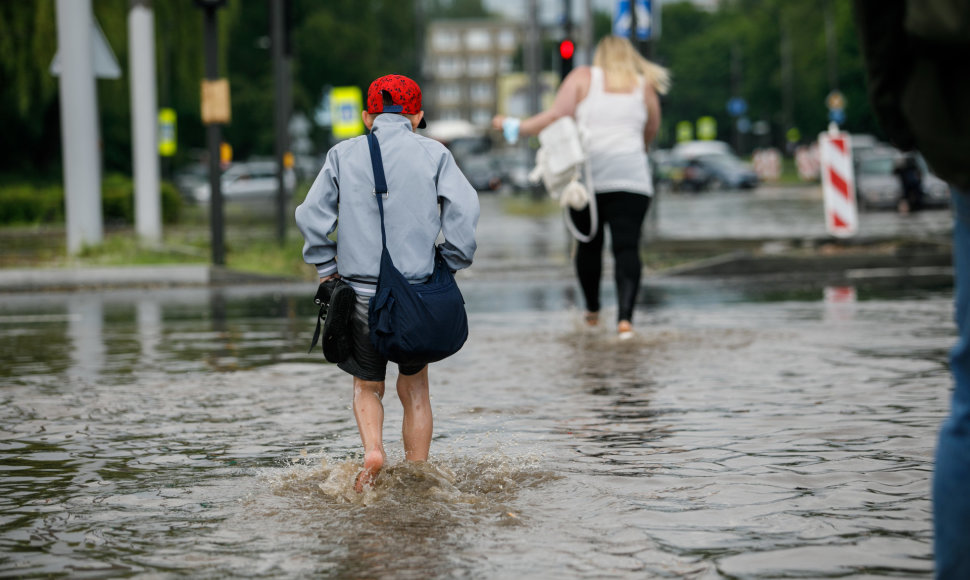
[635, 0, 651, 40]
[614, 0, 652, 40]
[726, 97, 747, 117]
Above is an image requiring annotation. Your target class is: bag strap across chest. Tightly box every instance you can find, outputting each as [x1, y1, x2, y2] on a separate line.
[366, 131, 390, 250]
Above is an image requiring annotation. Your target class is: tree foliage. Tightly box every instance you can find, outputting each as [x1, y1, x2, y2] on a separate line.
[652, 0, 880, 151]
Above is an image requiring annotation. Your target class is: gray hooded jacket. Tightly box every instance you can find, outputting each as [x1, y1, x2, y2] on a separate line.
[295, 114, 479, 296]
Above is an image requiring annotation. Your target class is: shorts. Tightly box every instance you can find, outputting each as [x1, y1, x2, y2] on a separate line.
[337, 293, 426, 381]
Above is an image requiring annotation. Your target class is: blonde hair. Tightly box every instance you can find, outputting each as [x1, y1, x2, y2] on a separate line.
[593, 35, 670, 95]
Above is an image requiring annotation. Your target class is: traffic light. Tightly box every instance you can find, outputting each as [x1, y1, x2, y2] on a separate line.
[559, 39, 575, 80]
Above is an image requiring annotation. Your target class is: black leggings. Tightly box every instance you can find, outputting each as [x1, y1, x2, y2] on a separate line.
[569, 191, 651, 323]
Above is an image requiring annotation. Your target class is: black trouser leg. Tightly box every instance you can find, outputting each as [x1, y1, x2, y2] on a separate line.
[570, 203, 605, 314]
[570, 192, 650, 322]
[607, 193, 650, 323]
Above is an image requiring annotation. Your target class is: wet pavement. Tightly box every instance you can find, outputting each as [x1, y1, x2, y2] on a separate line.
[0, 186, 956, 578]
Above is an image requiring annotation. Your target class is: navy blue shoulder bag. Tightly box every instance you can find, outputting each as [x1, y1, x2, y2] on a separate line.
[365, 131, 469, 366]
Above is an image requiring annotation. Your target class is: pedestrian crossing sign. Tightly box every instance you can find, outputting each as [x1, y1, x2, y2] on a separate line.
[330, 86, 365, 139]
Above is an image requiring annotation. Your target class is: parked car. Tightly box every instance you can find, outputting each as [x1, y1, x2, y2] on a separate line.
[671, 140, 733, 159]
[855, 147, 950, 210]
[173, 162, 208, 200]
[457, 155, 503, 193]
[692, 153, 760, 190]
[188, 160, 295, 204]
[855, 149, 901, 209]
[493, 149, 538, 194]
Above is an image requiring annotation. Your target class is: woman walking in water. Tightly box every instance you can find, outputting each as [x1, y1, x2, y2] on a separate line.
[493, 36, 669, 339]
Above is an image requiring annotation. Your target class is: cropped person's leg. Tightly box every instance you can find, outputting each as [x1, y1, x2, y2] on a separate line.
[935, 188, 970, 579]
[397, 365, 432, 461]
[605, 193, 650, 325]
[571, 200, 607, 318]
[353, 377, 386, 492]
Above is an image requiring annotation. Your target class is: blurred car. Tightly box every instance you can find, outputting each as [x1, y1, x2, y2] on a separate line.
[692, 153, 760, 190]
[493, 149, 538, 194]
[855, 149, 900, 209]
[671, 140, 733, 159]
[189, 160, 295, 204]
[915, 154, 951, 208]
[458, 155, 503, 193]
[650, 149, 678, 192]
[173, 162, 208, 199]
[650, 152, 711, 192]
[855, 147, 950, 210]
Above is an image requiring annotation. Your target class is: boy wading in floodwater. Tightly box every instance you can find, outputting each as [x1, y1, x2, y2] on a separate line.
[295, 75, 479, 492]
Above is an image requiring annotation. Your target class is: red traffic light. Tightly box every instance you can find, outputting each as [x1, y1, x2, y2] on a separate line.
[559, 39, 575, 60]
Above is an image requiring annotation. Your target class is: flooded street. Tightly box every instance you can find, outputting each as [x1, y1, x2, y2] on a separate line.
[0, 189, 956, 578]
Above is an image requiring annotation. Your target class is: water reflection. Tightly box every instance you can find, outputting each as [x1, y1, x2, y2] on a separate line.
[68, 296, 104, 381]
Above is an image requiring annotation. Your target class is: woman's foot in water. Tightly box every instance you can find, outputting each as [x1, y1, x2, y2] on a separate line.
[355, 449, 385, 492]
[617, 320, 634, 340]
[584, 311, 599, 327]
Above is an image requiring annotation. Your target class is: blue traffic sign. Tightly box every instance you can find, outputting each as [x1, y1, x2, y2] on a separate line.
[726, 97, 747, 117]
[828, 109, 846, 124]
[614, 0, 652, 40]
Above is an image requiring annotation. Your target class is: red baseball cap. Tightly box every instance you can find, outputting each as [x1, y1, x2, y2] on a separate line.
[366, 74, 426, 129]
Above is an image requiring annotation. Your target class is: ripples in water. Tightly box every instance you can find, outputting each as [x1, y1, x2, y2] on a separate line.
[0, 283, 953, 578]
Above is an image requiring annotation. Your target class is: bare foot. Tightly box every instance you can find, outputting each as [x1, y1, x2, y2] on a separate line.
[584, 311, 599, 327]
[354, 450, 384, 493]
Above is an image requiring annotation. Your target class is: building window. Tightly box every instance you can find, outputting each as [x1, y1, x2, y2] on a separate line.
[438, 83, 462, 105]
[440, 108, 464, 122]
[436, 56, 463, 78]
[467, 55, 494, 77]
[497, 29, 517, 51]
[471, 108, 493, 126]
[432, 29, 461, 51]
[499, 56, 513, 73]
[465, 28, 491, 51]
[470, 82, 493, 103]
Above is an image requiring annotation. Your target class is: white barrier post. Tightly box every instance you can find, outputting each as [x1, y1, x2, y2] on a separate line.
[819, 124, 858, 238]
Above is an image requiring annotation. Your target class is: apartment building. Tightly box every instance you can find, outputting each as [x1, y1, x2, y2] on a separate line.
[423, 19, 523, 127]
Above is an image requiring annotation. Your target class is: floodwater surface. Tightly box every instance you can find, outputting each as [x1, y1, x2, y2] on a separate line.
[0, 275, 953, 578]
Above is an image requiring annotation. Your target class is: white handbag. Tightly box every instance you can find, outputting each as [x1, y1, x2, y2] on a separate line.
[528, 116, 599, 242]
[530, 116, 590, 210]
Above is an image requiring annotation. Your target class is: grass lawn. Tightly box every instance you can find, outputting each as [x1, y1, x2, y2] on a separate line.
[0, 201, 318, 281]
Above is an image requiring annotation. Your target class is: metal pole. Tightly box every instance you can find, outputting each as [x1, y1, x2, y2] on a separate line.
[129, 0, 162, 244]
[731, 44, 742, 153]
[779, 10, 793, 149]
[271, 0, 289, 244]
[825, 1, 838, 92]
[527, 0, 540, 115]
[55, 0, 103, 255]
[203, 4, 225, 265]
[582, 0, 593, 65]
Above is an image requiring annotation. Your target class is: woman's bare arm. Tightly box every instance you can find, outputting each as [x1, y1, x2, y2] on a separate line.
[493, 67, 591, 136]
[643, 84, 661, 146]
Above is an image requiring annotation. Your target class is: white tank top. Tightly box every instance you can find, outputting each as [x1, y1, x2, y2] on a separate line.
[575, 67, 653, 196]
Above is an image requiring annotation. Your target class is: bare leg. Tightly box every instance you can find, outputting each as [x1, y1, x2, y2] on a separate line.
[353, 377, 386, 492]
[396, 366, 432, 461]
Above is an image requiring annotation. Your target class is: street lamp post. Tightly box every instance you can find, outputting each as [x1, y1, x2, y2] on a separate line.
[196, 0, 227, 266]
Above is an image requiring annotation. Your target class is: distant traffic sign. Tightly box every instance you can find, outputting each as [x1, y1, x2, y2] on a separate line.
[330, 86, 364, 139]
[726, 97, 747, 117]
[697, 116, 717, 140]
[613, 0, 652, 40]
[676, 121, 693, 142]
[158, 108, 177, 157]
[826, 90, 846, 111]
